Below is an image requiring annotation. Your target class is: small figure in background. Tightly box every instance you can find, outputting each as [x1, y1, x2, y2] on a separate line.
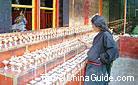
[12, 11, 27, 32]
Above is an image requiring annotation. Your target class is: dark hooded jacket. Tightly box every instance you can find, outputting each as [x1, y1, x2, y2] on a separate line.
[87, 15, 119, 64]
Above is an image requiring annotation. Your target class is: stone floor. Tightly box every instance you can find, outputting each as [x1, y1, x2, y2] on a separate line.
[109, 57, 138, 85]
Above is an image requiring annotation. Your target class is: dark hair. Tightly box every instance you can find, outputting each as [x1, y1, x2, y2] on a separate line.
[91, 15, 99, 24]
[91, 15, 110, 33]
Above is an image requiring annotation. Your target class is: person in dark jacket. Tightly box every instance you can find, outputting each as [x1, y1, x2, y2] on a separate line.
[80, 15, 119, 85]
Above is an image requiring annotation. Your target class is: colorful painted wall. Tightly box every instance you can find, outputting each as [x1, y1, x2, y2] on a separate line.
[69, 0, 99, 26]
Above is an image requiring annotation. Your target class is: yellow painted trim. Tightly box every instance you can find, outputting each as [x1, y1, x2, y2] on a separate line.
[52, 0, 56, 28]
[40, 7, 53, 10]
[12, 4, 33, 8]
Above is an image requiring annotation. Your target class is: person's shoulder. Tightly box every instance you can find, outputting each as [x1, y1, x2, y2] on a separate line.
[103, 31, 113, 38]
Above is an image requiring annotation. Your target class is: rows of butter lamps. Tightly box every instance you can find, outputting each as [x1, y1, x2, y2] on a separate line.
[0, 26, 92, 50]
[28, 50, 88, 85]
[80, 33, 97, 44]
[2, 39, 85, 73]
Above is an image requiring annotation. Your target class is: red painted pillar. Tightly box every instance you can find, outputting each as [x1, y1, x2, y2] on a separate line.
[32, 0, 40, 31]
[99, 0, 103, 16]
[56, 0, 59, 27]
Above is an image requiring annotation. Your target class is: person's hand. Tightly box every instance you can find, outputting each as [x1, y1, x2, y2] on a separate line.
[78, 39, 86, 44]
[78, 39, 92, 48]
